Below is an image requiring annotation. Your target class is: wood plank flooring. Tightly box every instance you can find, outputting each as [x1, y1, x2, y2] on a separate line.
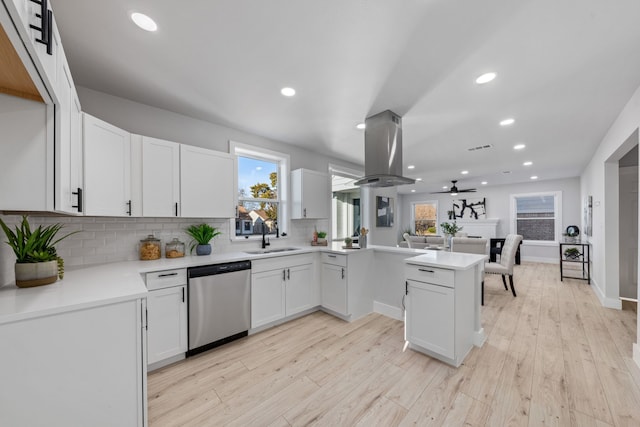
[148, 262, 640, 426]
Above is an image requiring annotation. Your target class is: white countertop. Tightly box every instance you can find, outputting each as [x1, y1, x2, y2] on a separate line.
[0, 243, 460, 325]
[404, 251, 487, 270]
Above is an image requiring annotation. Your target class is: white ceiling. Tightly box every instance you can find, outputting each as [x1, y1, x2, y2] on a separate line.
[53, 0, 640, 194]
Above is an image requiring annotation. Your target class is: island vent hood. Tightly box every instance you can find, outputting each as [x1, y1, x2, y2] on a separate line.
[354, 110, 415, 187]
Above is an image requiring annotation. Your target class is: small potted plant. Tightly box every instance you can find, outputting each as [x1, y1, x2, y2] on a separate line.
[0, 215, 78, 287]
[564, 247, 581, 260]
[344, 237, 353, 248]
[440, 221, 463, 248]
[186, 223, 221, 255]
[317, 231, 327, 245]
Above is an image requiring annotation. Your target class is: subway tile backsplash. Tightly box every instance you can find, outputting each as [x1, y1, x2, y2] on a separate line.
[0, 214, 327, 287]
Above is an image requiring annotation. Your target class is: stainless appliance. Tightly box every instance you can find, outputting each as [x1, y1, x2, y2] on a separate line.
[187, 260, 251, 356]
[354, 110, 415, 187]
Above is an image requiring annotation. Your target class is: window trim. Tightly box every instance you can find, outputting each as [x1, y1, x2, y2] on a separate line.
[510, 191, 562, 246]
[230, 141, 290, 241]
[410, 200, 439, 235]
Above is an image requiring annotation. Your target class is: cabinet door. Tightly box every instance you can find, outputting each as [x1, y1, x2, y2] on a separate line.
[55, 55, 83, 214]
[406, 280, 454, 359]
[291, 169, 329, 219]
[142, 137, 180, 217]
[251, 269, 285, 328]
[285, 263, 315, 316]
[180, 145, 234, 218]
[83, 113, 131, 216]
[321, 263, 348, 315]
[147, 286, 187, 365]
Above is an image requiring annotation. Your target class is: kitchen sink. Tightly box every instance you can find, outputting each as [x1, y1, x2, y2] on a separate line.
[244, 247, 300, 255]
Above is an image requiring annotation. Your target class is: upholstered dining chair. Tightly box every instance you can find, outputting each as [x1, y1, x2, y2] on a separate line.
[484, 234, 523, 301]
[451, 237, 488, 305]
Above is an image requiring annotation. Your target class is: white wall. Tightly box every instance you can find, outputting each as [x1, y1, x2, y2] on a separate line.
[399, 177, 581, 262]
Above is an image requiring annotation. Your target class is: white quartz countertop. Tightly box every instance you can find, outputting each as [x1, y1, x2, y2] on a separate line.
[404, 251, 487, 270]
[0, 243, 453, 325]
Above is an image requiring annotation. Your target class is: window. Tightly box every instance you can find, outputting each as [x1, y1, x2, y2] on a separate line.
[411, 201, 438, 235]
[510, 191, 562, 243]
[330, 166, 362, 241]
[231, 142, 289, 239]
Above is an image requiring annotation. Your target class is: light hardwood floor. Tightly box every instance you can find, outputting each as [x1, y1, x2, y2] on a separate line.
[148, 262, 640, 426]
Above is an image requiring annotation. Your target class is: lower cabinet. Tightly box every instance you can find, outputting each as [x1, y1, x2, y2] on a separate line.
[147, 285, 188, 366]
[251, 254, 317, 329]
[0, 299, 147, 426]
[321, 261, 348, 315]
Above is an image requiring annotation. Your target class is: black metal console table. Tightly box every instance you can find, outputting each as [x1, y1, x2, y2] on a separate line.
[559, 242, 590, 284]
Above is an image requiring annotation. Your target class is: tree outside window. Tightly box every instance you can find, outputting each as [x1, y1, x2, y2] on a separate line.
[412, 201, 438, 235]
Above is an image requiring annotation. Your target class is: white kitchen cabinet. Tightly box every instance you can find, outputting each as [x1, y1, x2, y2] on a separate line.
[251, 254, 317, 329]
[320, 251, 373, 320]
[142, 136, 180, 217]
[291, 168, 329, 219]
[180, 144, 235, 218]
[147, 285, 187, 368]
[404, 263, 476, 367]
[0, 298, 147, 426]
[55, 53, 83, 214]
[83, 113, 132, 216]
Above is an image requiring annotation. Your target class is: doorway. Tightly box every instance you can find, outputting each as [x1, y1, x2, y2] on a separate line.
[619, 145, 638, 303]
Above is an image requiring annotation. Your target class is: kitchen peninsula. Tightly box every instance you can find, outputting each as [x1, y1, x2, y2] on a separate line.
[0, 244, 486, 426]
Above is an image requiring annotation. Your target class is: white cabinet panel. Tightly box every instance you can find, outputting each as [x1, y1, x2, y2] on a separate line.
[0, 299, 146, 426]
[321, 262, 348, 315]
[147, 285, 187, 365]
[142, 136, 180, 217]
[405, 280, 455, 359]
[285, 263, 316, 316]
[83, 113, 131, 216]
[291, 168, 329, 219]
[251, 269, 286, 328]
[180, 145, 234, 218]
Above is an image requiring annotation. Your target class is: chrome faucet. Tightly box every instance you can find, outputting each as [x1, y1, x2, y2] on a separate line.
[262, 226, 270, 249]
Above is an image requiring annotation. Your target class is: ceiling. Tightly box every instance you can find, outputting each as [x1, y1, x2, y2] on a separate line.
[53, 0, 640, 194]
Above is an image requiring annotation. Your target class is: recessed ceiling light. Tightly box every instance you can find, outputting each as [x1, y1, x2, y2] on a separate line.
[530, 175, 538, 180]
[411, 189, 416, 193]
[461, 170, 469, 175]
[500, 118, 515, 126]
[281, 87, 296, 97]
[475, 72, 496, 84]
[415, 178, 422, 182]
[407, 165, 415, 169]
[131, 12, 157, 32]
[513, 144, 526, 150]
[523, 161, 532, 166]
[481, 181, 488, 185]
[356, 123, 366, 130]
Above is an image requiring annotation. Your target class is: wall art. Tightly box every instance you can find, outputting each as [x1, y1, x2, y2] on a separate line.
[453, 197, 486, 220]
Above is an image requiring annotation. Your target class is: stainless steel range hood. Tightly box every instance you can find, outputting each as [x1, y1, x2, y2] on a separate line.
[354, 110, 415, 187]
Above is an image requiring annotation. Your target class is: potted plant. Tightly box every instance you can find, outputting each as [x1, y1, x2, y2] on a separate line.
[344, 237, 353, 248]
[0, 215, 78, 288]
[564, 247, 581, 260]
[440, 221, 463, 248]
[317, 231, 327, 244]
[186, 223, 221, 255]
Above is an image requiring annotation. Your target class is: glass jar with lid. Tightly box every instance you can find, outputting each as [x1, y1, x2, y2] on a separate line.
[139, 234, 161, 260]
[165, 238, 185, 258]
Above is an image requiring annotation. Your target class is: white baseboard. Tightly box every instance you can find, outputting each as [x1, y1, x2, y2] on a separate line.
[373, 301, 404, 321]
[590, 278, 622, 309]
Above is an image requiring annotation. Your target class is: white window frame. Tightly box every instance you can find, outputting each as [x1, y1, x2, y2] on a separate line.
[510, 191, 562, 246]
[410, 200, 439, 235]
[230, 141, 290, 241]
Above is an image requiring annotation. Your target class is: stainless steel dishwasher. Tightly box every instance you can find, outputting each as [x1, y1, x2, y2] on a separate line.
[187, 260, 251, 356]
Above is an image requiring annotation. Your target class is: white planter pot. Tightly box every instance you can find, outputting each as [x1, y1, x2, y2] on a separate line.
[15, 260, 58, 288]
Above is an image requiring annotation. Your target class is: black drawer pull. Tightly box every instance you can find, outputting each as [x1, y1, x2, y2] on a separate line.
[418, 268, 435, 273]
[71, 187, 83, 212]
[327, 255, 337, 258]
[158, 272, 178, 277]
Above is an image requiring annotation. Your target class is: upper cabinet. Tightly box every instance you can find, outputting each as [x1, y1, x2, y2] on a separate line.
[83, 113, 132, 216]
[180, 145, 235, 218]
[291, 168, 329, 219]
[141, 136, 180, 217]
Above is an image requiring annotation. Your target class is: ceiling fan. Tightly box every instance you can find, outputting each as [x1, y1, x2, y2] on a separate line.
[431, 180, 477, 196]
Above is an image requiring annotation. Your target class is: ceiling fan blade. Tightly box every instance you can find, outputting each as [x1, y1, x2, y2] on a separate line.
[430, 190, 454, 193]
[458, 189, 477, 192]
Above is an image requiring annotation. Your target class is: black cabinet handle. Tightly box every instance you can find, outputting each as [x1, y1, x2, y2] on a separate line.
[158, 272, 178, 277]
[182, 287, 185, 303]
[71, 187, 83, 213]
[287, 268, 290, 280]
[341, 268, 345, 280]
[418, 268, 435, 273]
[283, 269, 286, 281]
[405, 281, 408, 295]
[175, 202, 178, 217]
[303, 208, 307, 218]
[126, 200, 132, 216]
